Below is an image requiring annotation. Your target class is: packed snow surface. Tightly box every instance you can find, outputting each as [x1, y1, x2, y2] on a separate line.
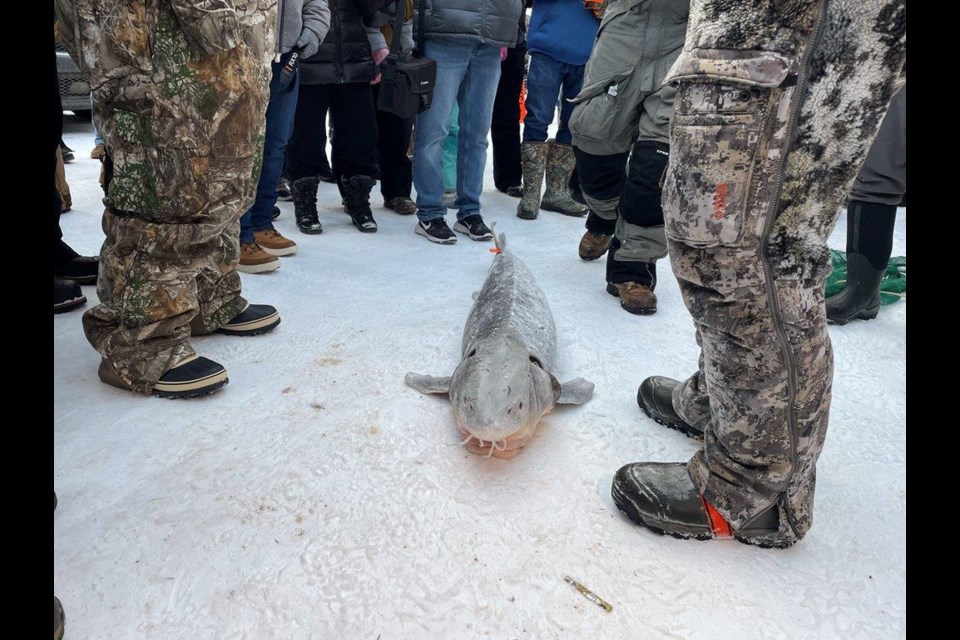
[55, 117, 906, 639]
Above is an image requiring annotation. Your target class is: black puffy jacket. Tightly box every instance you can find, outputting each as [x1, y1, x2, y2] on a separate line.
[300, 0, 386, 85]
[415, 0, 523, 48]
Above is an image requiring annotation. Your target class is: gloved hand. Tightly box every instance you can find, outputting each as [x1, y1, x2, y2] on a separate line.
[372, 47, 390, 66]
[295, 27, 321, 60]
[371, 47, 389, 85]
[500, 47, 508, 62]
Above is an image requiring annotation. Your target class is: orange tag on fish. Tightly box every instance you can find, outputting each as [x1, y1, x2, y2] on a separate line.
[489, 247, 502, 254]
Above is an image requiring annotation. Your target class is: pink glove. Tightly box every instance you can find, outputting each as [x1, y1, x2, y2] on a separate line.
[371, 47, 389, 85]
[500, 47, 508, 61]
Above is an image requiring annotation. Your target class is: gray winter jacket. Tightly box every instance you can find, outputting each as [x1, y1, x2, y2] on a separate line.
[277, 0, 331, 54]
[364, 1, 415, 53]
[570, 0, 689, 154]
[415, 0, 524, 48]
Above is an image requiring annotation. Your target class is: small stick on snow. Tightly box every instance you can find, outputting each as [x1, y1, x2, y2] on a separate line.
[564, 576, 612, 612]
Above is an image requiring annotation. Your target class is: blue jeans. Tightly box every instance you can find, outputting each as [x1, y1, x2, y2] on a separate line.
[91, 94, 104, 146]
[413, 39, 502, 222]
[240, 56, 299, 243]
[522, 52, 584, 145]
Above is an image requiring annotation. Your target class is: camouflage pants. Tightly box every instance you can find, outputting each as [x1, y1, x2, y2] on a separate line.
[68, 1, 275, 394]
[664, 0, 905, 543]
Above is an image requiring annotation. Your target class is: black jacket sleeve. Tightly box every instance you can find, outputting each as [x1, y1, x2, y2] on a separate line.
[353, 0, 387, 19]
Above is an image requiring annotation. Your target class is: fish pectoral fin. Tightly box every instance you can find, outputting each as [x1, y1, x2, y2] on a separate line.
[557, 378, 595, 405]
[404, 373, 452, 396]
[471, 291, 480, 301]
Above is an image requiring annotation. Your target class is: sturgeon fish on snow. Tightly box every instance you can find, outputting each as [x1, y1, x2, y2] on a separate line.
[405, 231, 594, 459]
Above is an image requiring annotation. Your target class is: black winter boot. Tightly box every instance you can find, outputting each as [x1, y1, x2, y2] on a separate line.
[637, 376, 701, 439]
[826, 200, 897, 325]
[54, 278, 86, 314]
[611, 462, 791, 548]
[341, 175, 378, 233]
[291, 177, 323, 234]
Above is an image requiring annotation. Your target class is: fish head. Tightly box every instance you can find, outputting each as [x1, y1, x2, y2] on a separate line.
[449, 344, 559, 456]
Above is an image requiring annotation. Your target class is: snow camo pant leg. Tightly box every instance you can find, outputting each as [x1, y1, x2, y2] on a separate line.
[664, 0, 905, 542]
[68, 1, 276, 393]
[673, 332, 713, 433]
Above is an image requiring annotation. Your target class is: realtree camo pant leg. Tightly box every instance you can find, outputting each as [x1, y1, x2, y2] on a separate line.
[78, 2, 273, 393]
[665, 0, 906, 542]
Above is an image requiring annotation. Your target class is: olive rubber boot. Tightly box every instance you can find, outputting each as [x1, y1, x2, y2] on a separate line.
[540, 141, 588, 217]
[516, 141, 548, 220]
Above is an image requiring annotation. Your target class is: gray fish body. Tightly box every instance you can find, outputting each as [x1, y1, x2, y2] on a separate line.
[405, 237, 593, 459]
[462, 250, 556, 371]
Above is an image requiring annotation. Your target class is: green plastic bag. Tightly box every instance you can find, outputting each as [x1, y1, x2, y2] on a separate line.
[824, 249, 906, 305]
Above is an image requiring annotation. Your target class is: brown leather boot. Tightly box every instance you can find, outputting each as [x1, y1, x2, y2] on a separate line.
[238, 242, 280, 274]
[606, 282, 657, 315]
[254, 229, 298, 257]
[578, 230, 613, 261]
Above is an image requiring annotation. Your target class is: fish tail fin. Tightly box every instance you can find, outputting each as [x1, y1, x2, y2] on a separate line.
[491, 222, 507, 253]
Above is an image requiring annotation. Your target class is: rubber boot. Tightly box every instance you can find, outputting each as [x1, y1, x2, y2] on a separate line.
[540, 141, 588, 216]
[516, 141, 548, 220]
[826, 200, 897, 325]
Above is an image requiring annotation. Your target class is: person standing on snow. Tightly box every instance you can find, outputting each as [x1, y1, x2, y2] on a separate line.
[410, 0, 525, 245]
[514, 0, 599, 221]
[237, 0, 331, 274]
[612, 0, 906, 548]
[285, 0, 387, 236]
[58, 0, 282, 398]
[569, 0, 689, 316]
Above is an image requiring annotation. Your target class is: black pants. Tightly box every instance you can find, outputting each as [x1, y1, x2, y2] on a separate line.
[491, 43, 526, 191]
[286, 83, 378, 186]
[577, 140, 669, 286]
[372, 84, 413, 200]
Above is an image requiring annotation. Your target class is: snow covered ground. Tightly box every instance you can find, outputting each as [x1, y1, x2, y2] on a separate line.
[54, 115, 906, 640]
